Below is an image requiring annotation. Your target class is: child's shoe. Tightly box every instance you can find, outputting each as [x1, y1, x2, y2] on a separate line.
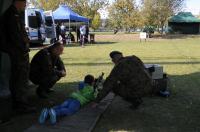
[38, 108, 49, 124]
[49, 108, 57, 124]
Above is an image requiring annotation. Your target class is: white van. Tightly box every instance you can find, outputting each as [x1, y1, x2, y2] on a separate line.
[25, 8, 46, 45]
[43, 10, 57, 44]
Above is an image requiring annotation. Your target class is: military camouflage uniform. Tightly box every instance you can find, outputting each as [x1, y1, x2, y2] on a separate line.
[95, 55, 153, 105]
[2, 5, 30, 107]
[30, 47, 66, 94]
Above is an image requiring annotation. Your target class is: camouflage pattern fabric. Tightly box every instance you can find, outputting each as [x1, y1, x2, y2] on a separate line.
[95, 55, 153, 103]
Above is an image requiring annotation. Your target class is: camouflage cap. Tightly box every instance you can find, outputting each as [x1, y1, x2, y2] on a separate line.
[109, 51, 122, 58]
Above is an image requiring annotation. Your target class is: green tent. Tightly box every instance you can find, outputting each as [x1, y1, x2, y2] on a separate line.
[169, 12, 200, 23]
[168, 12, 200, 34]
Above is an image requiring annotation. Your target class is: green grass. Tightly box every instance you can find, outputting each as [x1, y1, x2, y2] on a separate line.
[4, 35, 200, 132]
[30, 36, 200, 83]
[66, 37, 200, 132]
[91, 31, 139, 35]
[31, 36, 200, 131]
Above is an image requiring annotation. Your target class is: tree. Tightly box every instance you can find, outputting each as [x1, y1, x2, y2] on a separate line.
[91, 12, 101, 30]
[35, 0, 108, 30]
[141, 0, 185, 33]
[36, 0, 60, 10]
[66, 0, 108, 30]
[108, 0, 141, 33]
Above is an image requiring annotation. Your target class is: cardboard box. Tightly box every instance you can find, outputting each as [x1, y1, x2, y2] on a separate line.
[145, 64, 163, 79]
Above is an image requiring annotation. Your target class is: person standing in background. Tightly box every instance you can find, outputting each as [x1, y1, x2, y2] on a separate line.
[85, 25, 89, 43]
[60, 23, 66, 44]
[80, 25, 86, 47]
[56, 22, 61, 41]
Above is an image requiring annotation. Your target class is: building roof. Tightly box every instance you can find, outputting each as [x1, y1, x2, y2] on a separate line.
[169, 12, 200, 23]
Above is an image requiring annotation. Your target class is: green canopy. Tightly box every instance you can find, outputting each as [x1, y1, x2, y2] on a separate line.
[169, 12, 200, 23]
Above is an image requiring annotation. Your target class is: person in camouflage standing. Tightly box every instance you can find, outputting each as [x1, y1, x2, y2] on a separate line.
[2, 0, 36, 113]
[93, 51, 153, 109]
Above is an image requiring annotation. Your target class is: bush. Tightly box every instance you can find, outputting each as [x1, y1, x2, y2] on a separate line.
[143, 26, 155, 34]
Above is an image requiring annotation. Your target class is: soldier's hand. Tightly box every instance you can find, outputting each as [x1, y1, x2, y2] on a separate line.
[61, 70, 66, 77]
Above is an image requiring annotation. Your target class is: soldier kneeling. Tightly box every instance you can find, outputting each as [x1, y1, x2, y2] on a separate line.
[92, 51, 154, 109]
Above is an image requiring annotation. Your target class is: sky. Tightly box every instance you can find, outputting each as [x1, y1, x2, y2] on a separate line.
[99, 0, 200, 19]
[185, 0, 200, 15]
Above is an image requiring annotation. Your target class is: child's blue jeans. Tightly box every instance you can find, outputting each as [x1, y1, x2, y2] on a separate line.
[53, 98, 81, 117]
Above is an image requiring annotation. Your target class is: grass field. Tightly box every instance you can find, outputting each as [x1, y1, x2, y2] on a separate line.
[92, 34, 200, 132]
[2, 34, 200, 132]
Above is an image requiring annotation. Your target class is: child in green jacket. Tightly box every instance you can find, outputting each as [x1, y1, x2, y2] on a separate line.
[38, 74, 97, 124]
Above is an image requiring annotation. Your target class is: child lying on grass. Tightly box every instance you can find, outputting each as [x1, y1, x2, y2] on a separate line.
[38, 74, 97, 124]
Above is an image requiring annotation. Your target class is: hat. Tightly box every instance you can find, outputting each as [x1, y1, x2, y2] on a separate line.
[109, 51, 122, 58]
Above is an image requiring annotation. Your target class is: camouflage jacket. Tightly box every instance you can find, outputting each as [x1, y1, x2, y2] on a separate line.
[94, 55, 153, 103]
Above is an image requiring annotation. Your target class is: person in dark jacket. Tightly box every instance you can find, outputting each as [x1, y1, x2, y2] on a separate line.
[85, 25, 89, 43]
[92, 51, 153, 109]
[2, 0, 36, 113]
[56, 22, 61, 41]
[30, 42, 66, 98]
[66, 32, 75, 42]
[76, 27, 80, 42]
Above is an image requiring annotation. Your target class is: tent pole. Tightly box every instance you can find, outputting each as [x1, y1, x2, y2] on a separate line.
[69, 18, 70, 44]
[88, 21, 90, 44]
[69, 19, 70, 32]
[76, 21, 77, 42]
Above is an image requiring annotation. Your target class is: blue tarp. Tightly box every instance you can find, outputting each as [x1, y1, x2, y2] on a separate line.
[53, 5, 89, 23]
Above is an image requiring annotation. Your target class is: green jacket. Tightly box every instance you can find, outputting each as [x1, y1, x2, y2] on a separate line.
[70, 84, 97, 106]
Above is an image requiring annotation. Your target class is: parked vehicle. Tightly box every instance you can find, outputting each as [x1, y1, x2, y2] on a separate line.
[44, 10, 57, 44]
[24, 8, 46, 45]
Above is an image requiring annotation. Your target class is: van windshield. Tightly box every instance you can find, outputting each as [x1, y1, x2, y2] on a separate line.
[28, 16, 39, 28]
[45, 16, 53, 26]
